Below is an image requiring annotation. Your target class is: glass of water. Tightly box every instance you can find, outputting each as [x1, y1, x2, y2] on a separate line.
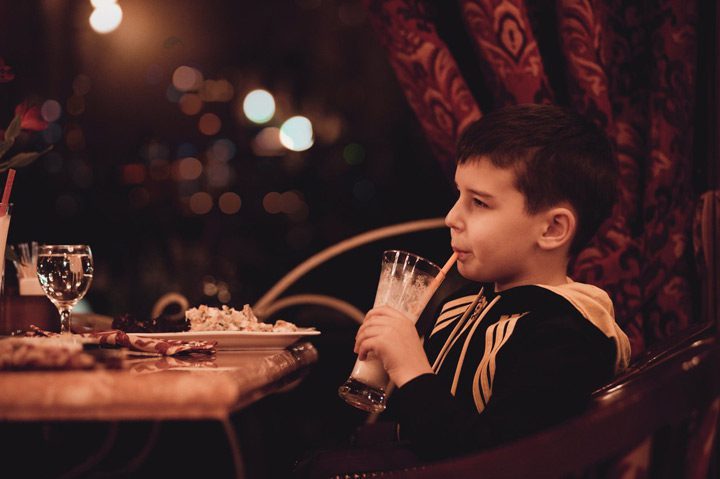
[36, 244, 94, 335]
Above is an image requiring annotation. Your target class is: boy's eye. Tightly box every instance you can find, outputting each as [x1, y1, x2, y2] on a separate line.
[472, 198, 489, 208]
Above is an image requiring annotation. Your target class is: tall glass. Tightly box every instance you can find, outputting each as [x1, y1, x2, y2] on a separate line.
[36, 245, 94, 335]
[0, 203, 12, 296]
[338, 250, 442, 413]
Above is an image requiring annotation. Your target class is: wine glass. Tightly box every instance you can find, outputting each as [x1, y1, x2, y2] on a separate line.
[36, 244, 94, 335]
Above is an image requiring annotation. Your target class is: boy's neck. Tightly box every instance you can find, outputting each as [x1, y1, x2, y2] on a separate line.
[494, 256, 570, 292]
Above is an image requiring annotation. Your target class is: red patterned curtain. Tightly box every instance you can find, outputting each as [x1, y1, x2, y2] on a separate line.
[362, 0, 702, 358]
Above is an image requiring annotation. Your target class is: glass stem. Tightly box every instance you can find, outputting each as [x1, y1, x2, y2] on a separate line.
[59, 307, 72, 334]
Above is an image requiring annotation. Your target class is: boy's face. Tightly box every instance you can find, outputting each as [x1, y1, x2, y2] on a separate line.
[446, 157, 548, 290]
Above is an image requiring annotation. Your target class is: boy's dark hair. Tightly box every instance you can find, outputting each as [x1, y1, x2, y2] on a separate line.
[456, 103, 618, 255]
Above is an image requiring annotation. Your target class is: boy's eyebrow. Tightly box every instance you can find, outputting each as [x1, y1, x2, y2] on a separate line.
[455, 183, 495, 199]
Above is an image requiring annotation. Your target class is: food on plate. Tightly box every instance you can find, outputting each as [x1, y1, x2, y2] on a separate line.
[185, 304, 306, 332]
[112, 313, 189, 333]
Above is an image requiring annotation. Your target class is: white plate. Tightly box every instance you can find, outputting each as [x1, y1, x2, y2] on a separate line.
[128, 329, 320, 350]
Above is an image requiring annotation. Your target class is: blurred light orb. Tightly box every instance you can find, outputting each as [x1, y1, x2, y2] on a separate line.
[198, 113, 222, 135]
[206, 161, 231, 188]
[177, 142, 198, 158]
[89, 4, 123, 34]
[165, 85, 182, 103]
[65, 126, 86, 152]
[179, 93, 203, 115]
[263, 192, 282, 214]
[202, 79, 234, 102]
[243, 90, 275, 124]
[343, 142, 365, 165]
[219, 192, 242, 214]
[279, 116, 314, 151]
[251, 127, 283, 156]
[211, 139, 236, 162]
[189, 192, 213, 214]
[90, 0, 117, 7]
[175, 157, 203, 180]
[122, 164, 146, 184]
[173, 66, 203, 92]
[41, 100, 62, 123]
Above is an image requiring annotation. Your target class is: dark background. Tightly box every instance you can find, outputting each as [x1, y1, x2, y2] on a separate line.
[0, 3, 458, 475]
[0, 0, 456, 320]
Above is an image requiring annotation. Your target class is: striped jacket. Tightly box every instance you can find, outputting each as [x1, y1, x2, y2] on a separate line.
[391, 280, 631, 459]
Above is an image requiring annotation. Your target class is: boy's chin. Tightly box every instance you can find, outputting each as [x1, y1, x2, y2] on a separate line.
[457, 263, 485, 282]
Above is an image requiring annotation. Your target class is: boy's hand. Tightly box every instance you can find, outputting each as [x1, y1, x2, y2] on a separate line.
[354, 305, 433, 388]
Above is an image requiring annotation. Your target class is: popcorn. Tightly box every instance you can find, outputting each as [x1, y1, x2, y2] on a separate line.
[185, 304, 301, 332]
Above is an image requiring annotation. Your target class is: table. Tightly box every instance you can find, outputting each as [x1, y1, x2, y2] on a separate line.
[0, 342, 318, 478]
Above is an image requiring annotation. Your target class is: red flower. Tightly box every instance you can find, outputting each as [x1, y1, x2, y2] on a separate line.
[14, 103, 48, 131]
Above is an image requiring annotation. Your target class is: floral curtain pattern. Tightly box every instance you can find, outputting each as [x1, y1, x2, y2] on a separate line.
[363, 0, 700, 357]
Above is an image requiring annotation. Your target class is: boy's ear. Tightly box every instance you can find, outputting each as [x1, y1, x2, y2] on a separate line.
[538, 207, 576, 251]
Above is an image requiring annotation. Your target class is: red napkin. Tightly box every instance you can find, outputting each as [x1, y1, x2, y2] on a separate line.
[30, 326, 216, 355]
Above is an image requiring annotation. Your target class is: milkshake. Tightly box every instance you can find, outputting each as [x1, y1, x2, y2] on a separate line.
[338, 250, 441, 413]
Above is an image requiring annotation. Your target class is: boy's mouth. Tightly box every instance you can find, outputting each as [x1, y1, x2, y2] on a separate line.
[451, 246, 471, 261]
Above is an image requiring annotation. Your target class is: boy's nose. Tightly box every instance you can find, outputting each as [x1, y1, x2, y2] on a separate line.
[445, 201, 461, 230]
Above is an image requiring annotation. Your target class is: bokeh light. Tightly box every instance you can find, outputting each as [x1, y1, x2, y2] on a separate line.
[179, 93, 203, 115]
[89, 3, 123, 34]
[65, 125, 86, 151]
[201, 80, 234, 102]
[173, 66, 203, 92]
[90, 0, 117, 7]
[41, 100, 62, 123]
[122, 164, 146, 184]
[189, 192, 213, 214]
[251, 127, 283, 156]
[198, 113, 221, 135]
[203, 277, 218, 296]
[343, 143, 365, 165]
[177, 144, 197, 161]
[210, 139, 236, 162]
[218, 192, 242, 214]
[243, 89, 275, 124]
[173, 157, 203, 181]
[263, 192, 282, 214]
[166, 85, 182, 103]
[279, 116, 314, 151]
[206, 161, 232, 188]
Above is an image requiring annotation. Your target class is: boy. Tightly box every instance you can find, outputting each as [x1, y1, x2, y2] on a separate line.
[354, 103, 631, 459]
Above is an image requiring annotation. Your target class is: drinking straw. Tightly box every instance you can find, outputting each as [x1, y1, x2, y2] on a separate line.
[0, 168, 16, 216]
[420, 252, 458, 306]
